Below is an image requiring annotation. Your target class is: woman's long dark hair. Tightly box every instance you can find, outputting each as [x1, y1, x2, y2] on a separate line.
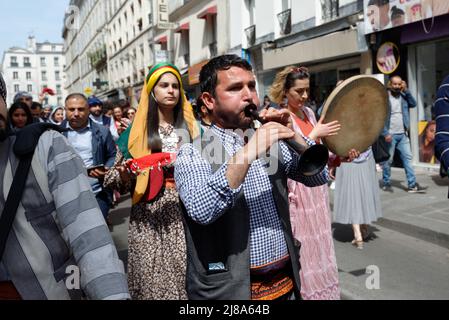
[8, 102, 33, 128]
[419, 121, 436, 163]
[147, 72, 184, 153]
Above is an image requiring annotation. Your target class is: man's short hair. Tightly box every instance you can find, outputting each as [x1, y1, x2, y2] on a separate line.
[390, 75, 402, 82]
[66, 93, 88, 104]
[31, 101, 42, 110]
[200, 55, 253, 96]
[368, 0, 390, 7]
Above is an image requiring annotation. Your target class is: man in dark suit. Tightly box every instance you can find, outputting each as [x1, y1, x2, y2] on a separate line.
[62, 93, 116, 221]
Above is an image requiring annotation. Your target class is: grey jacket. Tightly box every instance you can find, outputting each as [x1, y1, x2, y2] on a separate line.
[0, 130, 129, 300]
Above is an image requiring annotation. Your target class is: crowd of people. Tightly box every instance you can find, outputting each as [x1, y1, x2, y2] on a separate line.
[0, 53, 439, 301]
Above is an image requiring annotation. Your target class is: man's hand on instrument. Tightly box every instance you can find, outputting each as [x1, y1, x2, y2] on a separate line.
[309, 117, 341, 140]
[245, 121, 295, 163]
[259, 108, 293, 129]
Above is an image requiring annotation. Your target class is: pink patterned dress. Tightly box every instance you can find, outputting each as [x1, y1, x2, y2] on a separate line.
[288, 107, 341, 300]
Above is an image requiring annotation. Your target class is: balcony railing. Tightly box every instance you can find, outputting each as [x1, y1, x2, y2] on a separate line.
[88, 45, 107, 70]
[209, 41, 217, 57]
[277, 9, 292, 35]
[245, 25, 256, 47]
[321, 0, 340, 22]
[10, 62, 18, 67]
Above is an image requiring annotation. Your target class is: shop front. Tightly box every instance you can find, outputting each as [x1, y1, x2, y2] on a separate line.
[184, 60, 209, 102]
[364, 0, 449, 169]
[260, 28, 370, 112]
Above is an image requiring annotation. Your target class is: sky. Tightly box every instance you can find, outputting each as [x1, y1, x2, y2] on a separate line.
[0, 0, 70, 60]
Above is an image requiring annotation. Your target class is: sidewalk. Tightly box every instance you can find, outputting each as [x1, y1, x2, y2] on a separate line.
[329, 166, 449, 249]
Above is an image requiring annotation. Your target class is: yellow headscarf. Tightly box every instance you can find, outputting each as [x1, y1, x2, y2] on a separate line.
[128, 62, 199, 204]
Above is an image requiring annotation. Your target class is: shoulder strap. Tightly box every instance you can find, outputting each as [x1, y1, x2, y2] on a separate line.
[0, 155, 33, 261]
[0, 123, 67, 262]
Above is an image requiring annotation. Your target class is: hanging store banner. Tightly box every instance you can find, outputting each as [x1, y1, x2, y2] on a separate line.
[364, 0, 449, 34]
[157, 0, 176, 29]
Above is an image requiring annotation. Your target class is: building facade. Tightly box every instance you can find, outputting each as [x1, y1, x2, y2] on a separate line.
[363, 0, 449, 169]
[1, 36, 67, 107]
[63, 0, 226, 106]
[63, 0, 111, 100]
[230, 0, 369, 106]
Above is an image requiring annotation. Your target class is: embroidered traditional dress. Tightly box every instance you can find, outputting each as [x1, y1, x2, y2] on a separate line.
[105, 63, 199, 300]
[288, 107, 341, 300]
[105, 125, 187, 300]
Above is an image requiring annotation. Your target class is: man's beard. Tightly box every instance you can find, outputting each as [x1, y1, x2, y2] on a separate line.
[391, 89, 401, 97]
[91, 109, 102, 117]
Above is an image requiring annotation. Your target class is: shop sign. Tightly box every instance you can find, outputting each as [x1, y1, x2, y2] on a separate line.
[157, 0, 176, 29]
[364, 0, 449, 34]
[155, 50, 170, 64]
[84, 87, 93, 96]
[376, 42, 400, 75]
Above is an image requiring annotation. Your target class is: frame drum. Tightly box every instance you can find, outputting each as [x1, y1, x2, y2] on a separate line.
[321, 75, 388, 157]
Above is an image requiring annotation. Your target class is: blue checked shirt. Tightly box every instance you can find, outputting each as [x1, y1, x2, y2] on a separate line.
[175, 125, 329, 267]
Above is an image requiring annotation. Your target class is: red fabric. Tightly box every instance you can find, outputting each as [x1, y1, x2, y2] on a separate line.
[147, 168, 164, 201]
[126, 153, 176, 201]
[42, 88, 55, 96]
[0, 282, 22, 300]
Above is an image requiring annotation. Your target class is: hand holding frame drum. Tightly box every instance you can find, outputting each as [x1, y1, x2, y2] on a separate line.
[320, 75, 388, 157]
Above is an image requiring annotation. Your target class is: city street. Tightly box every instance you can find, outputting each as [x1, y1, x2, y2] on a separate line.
[109, 168, 449, 300]
[2, 0, 449, 303]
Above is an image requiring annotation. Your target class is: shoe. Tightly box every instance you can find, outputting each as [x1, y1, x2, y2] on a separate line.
[408, 183, 427, 194]
[351, 239, 364, 250]
[382, 184, 393, 192]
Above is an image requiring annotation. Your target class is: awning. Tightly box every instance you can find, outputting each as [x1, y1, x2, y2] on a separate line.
[175, 22, 190, 33]
[188, 60, 209, 85]
[197, 6, 217, 19]
[262, 28, 360, 70]
[155, 36, 167, 44]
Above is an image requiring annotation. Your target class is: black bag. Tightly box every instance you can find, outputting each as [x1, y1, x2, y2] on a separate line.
[372, 136, 390, 164]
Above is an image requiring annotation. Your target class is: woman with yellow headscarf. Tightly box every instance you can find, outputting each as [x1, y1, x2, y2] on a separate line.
[104, 62, 199, 300]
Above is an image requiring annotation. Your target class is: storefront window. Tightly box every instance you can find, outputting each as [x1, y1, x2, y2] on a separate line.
[415, 39, 449, 164]
[310, 70, 338, 113]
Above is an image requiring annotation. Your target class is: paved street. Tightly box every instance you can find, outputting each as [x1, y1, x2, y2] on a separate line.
[334, 224, 449, 300]
[109, 167, 449, 300]
[333, 167, 449, 300]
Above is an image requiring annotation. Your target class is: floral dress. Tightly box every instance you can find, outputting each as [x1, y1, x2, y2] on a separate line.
[104, 124, 187, 300]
